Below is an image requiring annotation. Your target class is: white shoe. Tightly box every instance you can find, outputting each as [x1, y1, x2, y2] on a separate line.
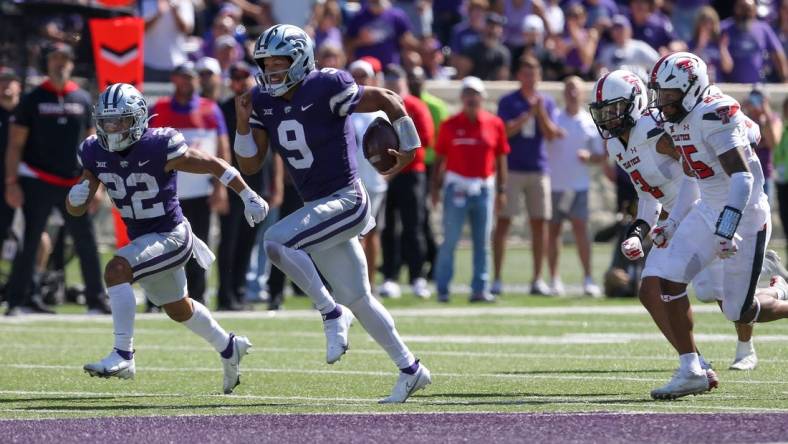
[221, 334, 252, 394]
[729, 352, 758, 371]
[324, 305, 353, 364]
[583, 276, 602, 298]
[530, 279, 550, 295]
[490, 280, 503, 295]
[412, 278, 431, 299]
[549, 278, 565, 296]
[379, 280, 402, 299]
[764, 250, 788, 280]
[650, 370, 709, 400]
[379, 362, 432, 403]
[84, 349, 135, 379]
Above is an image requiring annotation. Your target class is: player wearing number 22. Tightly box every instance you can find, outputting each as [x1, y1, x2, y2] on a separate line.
[233, 24, 431, 403]
[67, 83, 268, 394]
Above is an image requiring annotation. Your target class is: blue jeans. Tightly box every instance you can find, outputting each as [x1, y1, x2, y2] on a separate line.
[435, 183, 494, 295]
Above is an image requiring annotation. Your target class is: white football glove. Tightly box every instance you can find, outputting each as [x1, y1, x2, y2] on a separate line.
[68, 179, 91, 207]
[650, 218, 678, 249]
[239, 188, 269, 227]
[716, 233, 742, 259]
[621, 236, 644, 260]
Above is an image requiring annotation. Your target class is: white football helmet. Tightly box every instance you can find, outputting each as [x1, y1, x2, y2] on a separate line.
[95, 83, 148, 152]
[589, 69, 648, 139]
[647, 51, 710, 123]
[253, 24, 316, 97]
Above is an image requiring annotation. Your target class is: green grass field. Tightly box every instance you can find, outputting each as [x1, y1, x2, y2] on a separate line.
[3, 245, 788, 420]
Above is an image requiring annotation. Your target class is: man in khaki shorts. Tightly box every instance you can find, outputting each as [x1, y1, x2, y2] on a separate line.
[492, 56, 562, 295]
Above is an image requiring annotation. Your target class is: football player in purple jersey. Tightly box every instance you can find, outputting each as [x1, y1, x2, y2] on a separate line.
[67, 83, 268, 394]
[233, 24, 431, 403]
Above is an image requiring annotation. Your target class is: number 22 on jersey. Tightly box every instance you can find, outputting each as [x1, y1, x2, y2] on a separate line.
[98, 172, 164, 219]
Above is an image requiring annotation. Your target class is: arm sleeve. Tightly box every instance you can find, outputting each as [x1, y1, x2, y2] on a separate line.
[326, 70, 364, 117]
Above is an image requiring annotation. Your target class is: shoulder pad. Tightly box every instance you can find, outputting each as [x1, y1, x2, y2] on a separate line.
[629, 113, 662, 148]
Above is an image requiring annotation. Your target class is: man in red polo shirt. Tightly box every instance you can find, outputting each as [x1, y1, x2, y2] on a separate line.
[150, 62, 230, 307]
[378, 64, 434, 299]
[431, 76, 509, 303]
[4, 43, 109, 316]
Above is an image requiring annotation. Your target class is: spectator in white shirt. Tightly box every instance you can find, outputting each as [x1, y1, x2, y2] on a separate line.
[546, 76, 605, 296]
[142, 0, 195, 82]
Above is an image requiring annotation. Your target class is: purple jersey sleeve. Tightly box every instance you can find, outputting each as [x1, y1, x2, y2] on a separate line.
[162, 127, 188, 161]
[323, 69, 365, 117]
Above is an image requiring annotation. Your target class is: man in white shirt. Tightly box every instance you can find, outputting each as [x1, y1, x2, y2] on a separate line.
[142, 0, 195, 82]
[596, 15, 659, 80]
[546, 76, 605, 296]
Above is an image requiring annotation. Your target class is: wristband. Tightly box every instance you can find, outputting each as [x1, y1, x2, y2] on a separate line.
[219, 166, 240, 186]
[392, 116, 421, 152]
[715, 205, 742, 240]
[234, 131, 258, 158]
[625, 219, 651, 241]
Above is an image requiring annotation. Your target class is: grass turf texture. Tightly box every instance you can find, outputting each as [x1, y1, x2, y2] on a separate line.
[3, 245, 788, 420]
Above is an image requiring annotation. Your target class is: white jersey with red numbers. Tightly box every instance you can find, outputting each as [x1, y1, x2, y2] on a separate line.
[606, 111, 682, 212]
[667, 87, 769, 233]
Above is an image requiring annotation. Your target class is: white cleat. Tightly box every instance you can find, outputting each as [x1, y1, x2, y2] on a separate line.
[412, 278, 431, 299]
[222, 334, 252, 394]
[764, 250, 788, 281]
[379, 280, 402, 299]
[324, 305, 353, 364]
[729, 352, 758, 371]
[549, 279, 566, 296]
[379, 362, 432, 403]
[650, 370, 709, 400]
[84, 349, 135, 380]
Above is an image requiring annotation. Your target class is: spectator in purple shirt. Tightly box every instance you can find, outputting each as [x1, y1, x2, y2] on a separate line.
[493, 55, 563, 296]
[775, 0, 788, 64]
[628, 0, 681, 54]
[552, 3, 599, 79]
[449, 0, 488, 55]
[721, 0, 788, 83]
[688, 6, 733, 83]
[345, 0, 419, 66]
[567, 0, 618, 31]
[309, 0, 343, 50]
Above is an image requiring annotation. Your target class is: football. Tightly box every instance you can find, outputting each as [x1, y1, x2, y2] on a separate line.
[362, 117, 399, 173]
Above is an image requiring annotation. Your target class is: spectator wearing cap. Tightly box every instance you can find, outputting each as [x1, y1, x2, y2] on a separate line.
[149, 62, 230, 308]
[516, 14, 564, 80]
[218, 62, 284, 310]
[721, 0, 787, 83]
[4, 45, 109, 316]
[432, 77, 510, 303]
[594, 14, 659, 79]
[141, 0, 195, 82]
[196, 57, 224, 101]
[316, 42, 347, 69]
[545, 76, 604, 297]
[407, 64, 449, 279]
[496, 0, 549, 54]
[688, 6, 733, 84]
[493, 55, 562, 297]
[377, 64, 434, 299]
[455, 12, 511, 80]
[348, 59, 388, 292]
[449, 0, 488, 57]
[214, 34, 243, 74]
[628, 0, 681, 54]
[345, 0, 419, 66]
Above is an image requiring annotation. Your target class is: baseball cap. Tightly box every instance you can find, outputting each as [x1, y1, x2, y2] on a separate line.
[611, 14, 631, 29]
[348, 60, 375, 79]
[0, 67, 19, 81]
[383, 64, 407, 82]
[172, 61, 197, 77]
[44, 42, 75, 60]
[522, 14, 545, 34]
[229, 61, 254, 78]
[486, 12, 507, 26]
[196, 57, 221, 76]
[358, 56, 382, 73]
[461, 76, 487, 97]
[215, 34, 237, 49]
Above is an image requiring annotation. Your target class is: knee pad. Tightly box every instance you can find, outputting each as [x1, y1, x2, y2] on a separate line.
[660, 291, 688, 303]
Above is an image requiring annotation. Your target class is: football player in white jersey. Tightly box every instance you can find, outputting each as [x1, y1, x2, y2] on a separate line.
[647, 52, 788, 399]
[589, 69, 784, 390]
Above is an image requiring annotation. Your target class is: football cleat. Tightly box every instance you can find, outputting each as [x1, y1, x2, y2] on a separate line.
[490, 280, 503, 295]
[729, 352, 758, 371]
[412, 278, 431, 299]
[379, 363, 432, 403]
[650, 370, 709, 400]
[324, 305, 353, 364]
[84, 349, 135, 379]
[379, 280, 402, 299]
[221, 334, 252, 394]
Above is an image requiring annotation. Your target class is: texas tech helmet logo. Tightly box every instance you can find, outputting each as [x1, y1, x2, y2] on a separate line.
[674, 58, 698, 81]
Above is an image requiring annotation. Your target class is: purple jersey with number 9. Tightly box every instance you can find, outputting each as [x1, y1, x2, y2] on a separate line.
[78, 127, 187, 239]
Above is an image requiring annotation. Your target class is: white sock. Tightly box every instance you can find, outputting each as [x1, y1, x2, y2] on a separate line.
[679, 352, 702, 375]
[108, 283, 136, 353]
[736, 340, 755, 359]
[182, 300, 231, 353]
[349, 296, 415, 369]
[264, 240, 337, 314]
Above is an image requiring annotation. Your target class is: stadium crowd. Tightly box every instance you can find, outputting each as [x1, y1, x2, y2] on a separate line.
[0, 0, 787, 315]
